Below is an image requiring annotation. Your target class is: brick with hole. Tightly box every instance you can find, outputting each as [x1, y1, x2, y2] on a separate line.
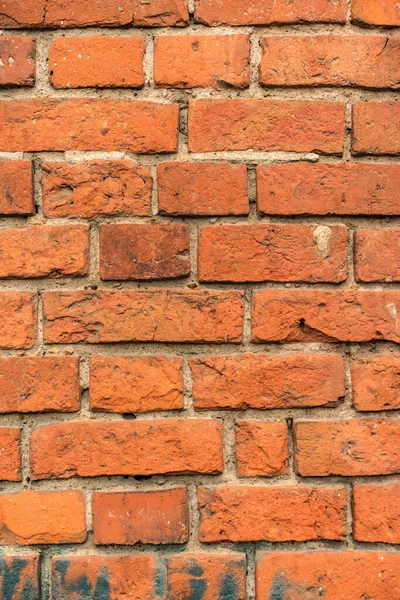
[154, 34, 250, 89]
[0, 428, 21, 481]
[42, 161, 152, 218]
[294, 419, 400, 476]
[257, 162, 400, 216]
[100, 224, 190, 280]
[256, 552, 400, 600]
[0, 556, 39, 600]
[0, 37, 35, 87]
[0, 225, 89, 278]
[133, 0, 189, 26]
[0, 161, 33, 215]
[49, 36, 145, 89]
[351, 355, 400, 411]
[198, 486, 347, 542]
[43, 289, 244, 344]
[235, 421, 289, 477]
[198, 224, 348, 283]
[260, 36, 400, 89]
[0, 490, 86, 545]
[0, 99, 179, 152]
[30, 420, 223, 479]
[157, 162, 249, 216]
[355, 229, 400, 282]
[90, 356, 183, 414]
[189, 99, 345, 153]
[352, 0, 400, 26]
[93, 488, 189, 545]
[353, 102, 400, 155]
[0, 292, 37, 349]
[0, 356, 80, 413]
[252, 290, 400, 343]
[353, 484, 400, 544]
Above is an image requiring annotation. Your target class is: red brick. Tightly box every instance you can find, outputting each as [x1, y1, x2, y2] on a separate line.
[199, 224, 348, 283]
[90, 356, 183, 413]
[294, 419, 400, 476]
[257, 162, 400, 216]
[252, 290, 400, 343]
[198, 486, 346, 542]
[195, 0, 347, 25]
[0, 37, 35, 87]
[0, 292, 37, 349]
[158, 162, 249, 216]
[0, 160, 33, 215]
[352, 0, 400, 26]
[43, 289, 244, 344]
[100, 224, 190, 280]
[256, 552, 400, 600]
[353, 484, 400, 544]
[191, 353, 345, 410]
[52, 553, 246, 599]
[351, 355, 400, 412]
[133, 0, 189, 26]
[0, 556, 39, 600]
[93, 488, 189, 545]
[30, 420, 223, 479]
[353, 102, 400, 155]
[0, 428, 21, 481]
[0, 225, 89, 278]
[42, 160, 152, 218]
[0, 356, 80, 413]
[355, 229, 400, 282]
[154, 34, 249, 89]
[0, 99, 179, 152]
[260, 35, 400, 89]
[0, 490, 86, 545]
[189, 99, 345, 153]
[49, 36, 145, 89]
[235, 421, 289, 477]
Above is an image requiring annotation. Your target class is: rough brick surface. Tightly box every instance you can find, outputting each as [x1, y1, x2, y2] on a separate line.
[353, 102, 400, 155]
[0, 37, 35, 87]
[235, 421, 289, 477]
[0, 428, 21, 481]
[134, 0, 189, 26]
[353, 484, 400, 544]
[0, 293, 37, 349]
[351, 355, 400, 411]
[352, 0, 400, 26]
[0, 161, 33, 215]
[0, 556, 39, 600]
[355, 228, 400, 282]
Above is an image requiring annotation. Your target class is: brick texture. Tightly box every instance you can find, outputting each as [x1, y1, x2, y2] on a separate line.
[1, 2, 400, 597]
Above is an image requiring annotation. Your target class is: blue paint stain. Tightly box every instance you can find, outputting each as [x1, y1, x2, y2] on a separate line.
[2, 558, 28, 600]
[189, 577, 207, 600]
[219, 572, 239, 600]
[94, 568, 110, 600]
[21, 578, 38, 600]
[155, 560, 167, 597]
[187, 560, 204, 578]
[68, 574, 92, 599]
[270, 574, 286, 600]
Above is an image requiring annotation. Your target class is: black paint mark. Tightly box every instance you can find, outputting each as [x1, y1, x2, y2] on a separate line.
[2, 558, 28, 600]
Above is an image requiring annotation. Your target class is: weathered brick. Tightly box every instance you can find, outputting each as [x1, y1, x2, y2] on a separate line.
[294, 419, 400, 476]
[235, 421, 289, 477]
[158, 162, 249, 216]
[189, 99, 345, 153]
[198, 486, 346, 542]
[100, 224, 190, 280]
[0, 99, 179, 152]
[257, 162, 400, 216]
[49, 36, 145, 89]
[198, 224, 348, 283]
[0, 37, 35, 87]
[93, 488, 189, 545]
[195, 0, 347, 25]
[0, 556, 39, 600]
[351, 355, 400, 412]
[133, 0, 189, 26]
[0, 293, 37, 349]
[260, 36, 400, 89]
[0, 490, 86, 545]
[355, 229, 400, 282]
[353, 484, 400, 544]
[352, 0, 400, 27]
[90, 356, 183, 413]
[252, 290, 400, 343]
[42, 160, 152, 218]
[154, 34, 249, 89]
[256, 552, 400, 600]
[0, 161, 33, 216]
[191, 353, 345, 410]
[43, 290, 244, 344]
[353, 102, 400, 155]
[0, 356, 80, 413]
[30, 420, 223, 479]
[0, 225, 89, 278]
[0, 428, 21, 481]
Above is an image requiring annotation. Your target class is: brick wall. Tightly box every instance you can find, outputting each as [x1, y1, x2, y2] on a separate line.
[0, 1, 400, 598]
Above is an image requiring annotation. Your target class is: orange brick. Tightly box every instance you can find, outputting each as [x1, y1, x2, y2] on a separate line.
[0, 37, 35, 86]
[0, 557, 39, 600]
[0, 428, 21, 481]
[49, 36, 145, 88]
[0, 292, 37, 349]
[352, 0, 400, 26]
[351, 355, 400, 411]
[353, 484, 400, 544]
[235, 421, 289, 477]
[0, 161, 33, 215]
[133, 0, 189, 26]
[353, 102, 400, 155]
[90, 356, 184, 413]
[355, 229, 400, 282]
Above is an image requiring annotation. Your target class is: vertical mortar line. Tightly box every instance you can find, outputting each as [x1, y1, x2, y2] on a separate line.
[186, 481, 200, 549]
[79, 356, 91, 418]
[86, 488, 93, 534]
[246, 544, 256, 600]
[32, 155, 44, 217]
[242, 289, 252, 347]
[150, 163, 159, 216]
[89, 222, 100, 286]
[343, 103, 353, 162]
[143, 31, 155, 89]
[222, 414, 238, 480]
[40, 549, 52, 600]
[188, 0, 195, 17]
[247, 165, 257, 207]
[249, 28, 263, 94]
[183, 357, 194, 413]
[286, 416, 294, 476]
[347, 480, 355, 548]
[189, 222, 199, 283]
[178, 102, 189, 158]
[34, 32, 54, 97]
